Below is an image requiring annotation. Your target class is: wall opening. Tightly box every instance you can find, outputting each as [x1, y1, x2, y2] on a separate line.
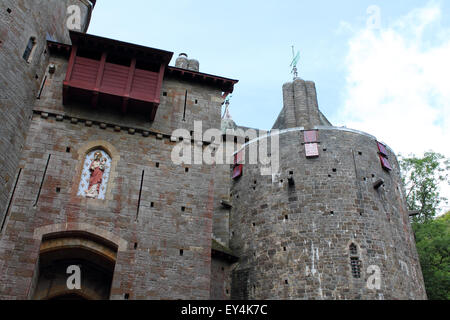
[32, 232, 118, 300]
[349, 243, 361, 279]
[23, 37, 37, 63]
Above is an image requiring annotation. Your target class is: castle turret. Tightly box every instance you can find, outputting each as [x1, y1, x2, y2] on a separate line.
[273, 78, 331, 129]
[229, 80, 427, 300]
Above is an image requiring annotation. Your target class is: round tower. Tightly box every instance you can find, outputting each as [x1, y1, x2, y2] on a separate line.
[0, 0, 96, 226]
[229, 120, 427, 300]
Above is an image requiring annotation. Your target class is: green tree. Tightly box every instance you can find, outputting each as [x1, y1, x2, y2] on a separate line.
[413, 213, 450, 300]
[400, 151, 449, 300]
[399, 152, 449, 223]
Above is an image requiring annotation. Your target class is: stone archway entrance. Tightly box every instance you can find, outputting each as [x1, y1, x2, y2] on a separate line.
[32, 231, 118, 300]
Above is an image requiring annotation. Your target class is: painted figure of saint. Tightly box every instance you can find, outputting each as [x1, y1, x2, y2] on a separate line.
[85, 151, 106, 198]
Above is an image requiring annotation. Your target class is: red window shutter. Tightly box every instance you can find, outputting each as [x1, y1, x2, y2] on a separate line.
[379, 155, 392, 171]
[305, 143, 319, 158]
[377, 142, 388, 157]
[304, 130, 318, 143]
[234, 151, 243, 165]
[232, 164, 243, 179]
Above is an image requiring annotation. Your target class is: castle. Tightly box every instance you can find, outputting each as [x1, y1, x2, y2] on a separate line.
[0, 1, 427, 299]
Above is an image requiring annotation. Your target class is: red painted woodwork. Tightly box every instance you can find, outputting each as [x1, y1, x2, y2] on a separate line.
[304, 130, 318, 143]
[305, 143, 319, 158]
[234, 151, 244, 165]
[233, 164, 243, 179]
[377, 142, 388, 157]
[166, 66, 238, 94]
[379, 155, 392, 171]
[63, 31, 173, 121]
[62, 31, 238, 121]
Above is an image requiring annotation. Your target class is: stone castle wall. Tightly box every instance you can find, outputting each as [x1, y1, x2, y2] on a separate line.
[0, 36, 231, 298]
[0, 0, 93, 233]
[229, 127, 427, 299]
[0, 111, 216, 299]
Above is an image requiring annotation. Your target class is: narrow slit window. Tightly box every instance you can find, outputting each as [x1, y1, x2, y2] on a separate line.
[182, 90, 188, 121]
[23, 37, 37, 63]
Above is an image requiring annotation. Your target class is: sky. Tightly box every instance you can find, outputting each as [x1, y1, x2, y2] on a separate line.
[88, 0, 450, 213]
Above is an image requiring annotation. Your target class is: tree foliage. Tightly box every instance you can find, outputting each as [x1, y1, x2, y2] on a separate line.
[399, 151, 449, 300]
[399, 152, 449, 223]
[413, 213, 450, 300]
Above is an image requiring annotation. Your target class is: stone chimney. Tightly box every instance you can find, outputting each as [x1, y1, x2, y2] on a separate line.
[175, 53, 200, 72]
[175, 53, 189, 69]
[272, 78, 322, 130]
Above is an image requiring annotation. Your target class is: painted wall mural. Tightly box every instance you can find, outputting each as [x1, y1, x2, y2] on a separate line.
[77, 149, 111, 200]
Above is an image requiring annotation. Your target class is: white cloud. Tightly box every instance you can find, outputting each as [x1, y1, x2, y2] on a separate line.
[335, 2, 450, 213]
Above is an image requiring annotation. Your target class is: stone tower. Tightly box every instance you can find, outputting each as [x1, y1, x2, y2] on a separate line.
[229, 79, 427, 299]
[0, 0, 96, 228]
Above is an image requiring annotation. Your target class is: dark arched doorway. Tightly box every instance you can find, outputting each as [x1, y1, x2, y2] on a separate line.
[32, 231, 118, 300]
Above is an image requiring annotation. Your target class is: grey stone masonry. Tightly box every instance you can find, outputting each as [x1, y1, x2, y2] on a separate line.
[0, 0, 93, 235]
[273, 79, 323, 130]
[229, 127, 427, 300]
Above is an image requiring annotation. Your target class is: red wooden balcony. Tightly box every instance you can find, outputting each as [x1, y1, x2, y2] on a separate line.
[63, 32, 173, 121]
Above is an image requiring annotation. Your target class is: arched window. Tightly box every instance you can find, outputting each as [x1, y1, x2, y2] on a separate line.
[349, 243, 358, 255]
[77, 149, 111, 200]
[349, 243, 361, 279]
